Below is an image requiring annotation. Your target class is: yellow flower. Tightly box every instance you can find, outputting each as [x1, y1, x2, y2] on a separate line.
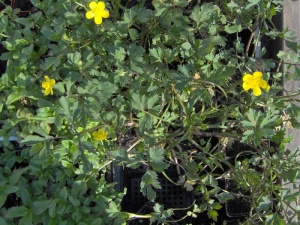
[242, 71, 270, 96]
[86, 1, 109, 25]
[42, 76, 56, 96]
[92, 129, 108, 141]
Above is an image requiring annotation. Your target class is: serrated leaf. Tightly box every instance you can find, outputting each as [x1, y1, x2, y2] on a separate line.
[132, 93, 146, 111]
[208, 209, 218, 222]
[149, 48, 163, 62]
[149, 148, 169, 172]
[225, 24, 242, 34]
[141, 170, 161, 201]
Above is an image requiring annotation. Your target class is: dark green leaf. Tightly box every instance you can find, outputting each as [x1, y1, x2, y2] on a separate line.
[32, 200, 51, 215]
[5, 206, 29, 219]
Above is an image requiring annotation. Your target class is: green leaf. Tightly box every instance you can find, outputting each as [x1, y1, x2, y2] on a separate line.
[81, 141, 97, 154]
[59, 96, 72, 121]
[6, 89, 24, 105]
[59, 187, 68, 201]
[149, 147, 169, 172]
[5, 206, 29, 219]
[258, 195, 271, 211]
[9, 166, 29, 185]
[68, 196, 80, 207]
[281, 168, 298, 183]
[41, 26, 59, 41]
[21, 135, 48, 145]
[207, 209, 218, 222]
[215, 192, 234, 204]
[32, 200, 51, 215]
[0, 217, 8, 225]
[91, 218, 103, 225]
[285, 40, 298, 53]
[0, 15, 8, 33]
[19, 182, 32, 206]
[138, 113, 152, 132]
[67, 52, 82, 67]
[150, 48, 163, 62]
[141, 170, 161, 201]
[48, 201, 56, 218]
[147, 95, 159, 110]
[225, 24, 242, 34]
[0, 195, 7, 208]
[168, 70, 190, 90]
[42, 56, 62, 71]
[132, 93, 146, 111]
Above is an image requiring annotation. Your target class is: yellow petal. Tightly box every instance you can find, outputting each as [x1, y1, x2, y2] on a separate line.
[266, 85, 270, 92]
[44, 88, 50, 96]
[86, 11, 95, 19]
[42, 81, 47, 88]
[242, 82, 251, 91]
[253, 87, 261, 96]
[50, 88, 54, 95]
[44, 75, 50, 82]
[50, 79, 56, 85]
[243, 74, 252, 82]
[94, 15, 103, 24]
[89, 1, 98, 9]
[97, 2, 105, 10]
[101, 10, 109, 18]
[253, 71, 262, 78]
[259, 79, 268, 89]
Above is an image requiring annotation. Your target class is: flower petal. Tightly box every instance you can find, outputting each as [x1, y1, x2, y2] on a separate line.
[86, 11, 95, 19]
[97, 2, 105, 10]
[253, 71, 262, 78]
[89, 1, 98, 9]
[50, 79, 56, 85]
[44, 76, 50, 82]
[101, 10, 109, 18]
[42, 81, 47, 88]
[242, 82, 251, 91]
[44, 88, 50, 96]
[243, 74, 252, 82]
[253, 87, 262, 96]
[259, 79, 268, 89]
[94, 15, 103, 24]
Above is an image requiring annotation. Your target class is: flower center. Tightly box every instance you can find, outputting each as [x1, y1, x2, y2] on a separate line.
[251, 77, 260, 86]
[44, 83, 50, 89]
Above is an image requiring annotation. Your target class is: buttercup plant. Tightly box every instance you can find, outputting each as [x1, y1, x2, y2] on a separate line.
[41, 75, 56, 96]
[242, 71, 270, 96]
[86, 1, 110, 25]
[0, 0, 300, 224]
[92, 128, 108, 141]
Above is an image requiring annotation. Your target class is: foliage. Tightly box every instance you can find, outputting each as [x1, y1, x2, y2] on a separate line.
[0, 0, 300, 224]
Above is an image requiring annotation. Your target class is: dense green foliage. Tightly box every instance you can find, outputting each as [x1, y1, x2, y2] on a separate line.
[0, 0, 300, 224]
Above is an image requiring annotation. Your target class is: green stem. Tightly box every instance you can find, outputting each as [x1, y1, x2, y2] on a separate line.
[127, 213, 151, 219]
